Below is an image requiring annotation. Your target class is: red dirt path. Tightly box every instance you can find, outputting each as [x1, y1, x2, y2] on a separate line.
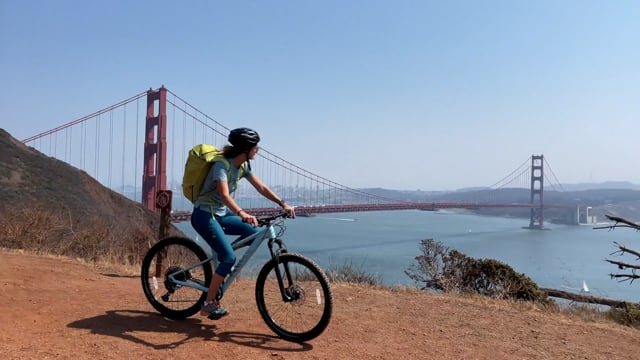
[1, 250, 639, 360]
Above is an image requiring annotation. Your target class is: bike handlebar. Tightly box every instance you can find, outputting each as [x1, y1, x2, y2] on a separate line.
[256, 211, 292, 227]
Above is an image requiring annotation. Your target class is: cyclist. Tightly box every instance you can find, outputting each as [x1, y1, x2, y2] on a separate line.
[190, 127, 296, 319]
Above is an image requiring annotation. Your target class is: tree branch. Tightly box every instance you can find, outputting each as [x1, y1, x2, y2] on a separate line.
[541, 288, 631, 308]
[610, 242, 640, 259]
[605, 215, 640, 230]
[608, 273, 640, 283]
[605, 259, 640, 270]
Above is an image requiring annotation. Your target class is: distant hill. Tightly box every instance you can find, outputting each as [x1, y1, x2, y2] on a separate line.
[557, 181, 640, 191]
[362, 185, 640, 222]
[0, 128, 182, 261]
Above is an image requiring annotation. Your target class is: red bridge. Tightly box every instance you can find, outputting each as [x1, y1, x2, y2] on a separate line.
[23, 86, 582, 229]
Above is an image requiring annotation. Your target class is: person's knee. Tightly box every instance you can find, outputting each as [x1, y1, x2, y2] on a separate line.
[216, 255, 236, 276]
[216, 252, 236, 276]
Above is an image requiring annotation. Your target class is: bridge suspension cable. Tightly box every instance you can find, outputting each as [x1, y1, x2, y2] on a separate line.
[543, 157, 565, 192]
[165, 89, 404, 207]
[488, 157, 530, 189]
[22, 91, 148, 143]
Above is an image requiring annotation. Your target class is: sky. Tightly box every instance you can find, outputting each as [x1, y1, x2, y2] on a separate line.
[1, 1, 638, 191]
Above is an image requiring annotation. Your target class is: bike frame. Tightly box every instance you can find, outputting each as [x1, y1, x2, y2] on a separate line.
[167, 219, 288, 298]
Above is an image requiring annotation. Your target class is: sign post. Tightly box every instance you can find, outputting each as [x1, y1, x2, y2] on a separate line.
[154, 190, 172, 276]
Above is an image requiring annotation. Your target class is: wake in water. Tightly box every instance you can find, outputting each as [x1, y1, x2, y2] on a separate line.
[559, 280, 590, 293]
[560, 285, 581, 292]
[315, 217, 358, 222]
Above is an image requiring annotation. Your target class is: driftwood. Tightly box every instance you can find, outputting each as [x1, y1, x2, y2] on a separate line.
[541, 288, 630, 309]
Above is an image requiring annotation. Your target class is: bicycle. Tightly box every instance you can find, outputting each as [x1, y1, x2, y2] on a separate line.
[140, 211, 333, 343]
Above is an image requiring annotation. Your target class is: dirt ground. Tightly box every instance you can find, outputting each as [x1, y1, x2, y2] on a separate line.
[1, 250, 639, 360]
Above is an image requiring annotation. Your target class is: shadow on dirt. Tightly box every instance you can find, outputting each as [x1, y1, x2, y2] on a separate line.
[67, 309, 313, 352]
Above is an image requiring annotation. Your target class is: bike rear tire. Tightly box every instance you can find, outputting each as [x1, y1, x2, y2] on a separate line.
[140, 236, 213, 320]
[255, 253, 333, 343]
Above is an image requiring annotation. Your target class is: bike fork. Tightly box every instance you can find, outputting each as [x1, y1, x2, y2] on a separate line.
[268, 239, 295, 302]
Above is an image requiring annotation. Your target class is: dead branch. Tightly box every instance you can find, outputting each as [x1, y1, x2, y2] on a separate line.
[601, 215, 640, 230]
[593, 214, 640, 289]
[592, 224, 639, 231]
[541, 287, 630, 308]
[610, 241, 640, 259]
[605, 259, 640, 270]
[608, 273, 640, 283]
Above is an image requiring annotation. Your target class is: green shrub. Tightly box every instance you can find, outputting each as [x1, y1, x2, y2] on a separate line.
[406, 239, 551, 304]
[607, 303, 640, 327]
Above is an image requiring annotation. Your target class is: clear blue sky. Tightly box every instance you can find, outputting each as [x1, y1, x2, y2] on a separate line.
[1, 1, 638, 191]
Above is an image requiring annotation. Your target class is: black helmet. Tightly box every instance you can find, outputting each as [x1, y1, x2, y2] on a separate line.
[228, 127, 260, 150]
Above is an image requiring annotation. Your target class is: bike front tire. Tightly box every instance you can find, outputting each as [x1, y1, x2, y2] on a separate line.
[140, 236, 213, 320]
[255, 253, 333, 343]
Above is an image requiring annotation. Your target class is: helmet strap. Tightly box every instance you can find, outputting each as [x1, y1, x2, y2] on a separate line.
[245, 150, 252, 171]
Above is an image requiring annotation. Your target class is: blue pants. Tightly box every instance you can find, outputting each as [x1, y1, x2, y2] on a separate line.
[190, 207, 260, 277]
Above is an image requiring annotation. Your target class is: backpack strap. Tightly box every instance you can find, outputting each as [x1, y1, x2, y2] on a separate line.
[215, 156, 231, 173]
[213, 156, 246, 182]
[238, 161, 246, 179]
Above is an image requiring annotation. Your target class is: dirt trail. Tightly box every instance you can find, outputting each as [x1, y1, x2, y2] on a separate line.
[1, 250, 639, 360]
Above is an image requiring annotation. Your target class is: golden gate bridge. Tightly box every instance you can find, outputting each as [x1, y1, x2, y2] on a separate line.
[22, 86, 579, 229]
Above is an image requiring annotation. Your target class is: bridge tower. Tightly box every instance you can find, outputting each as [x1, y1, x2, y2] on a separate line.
[142, 86, 168, 212]
[528, 155, 544, 229]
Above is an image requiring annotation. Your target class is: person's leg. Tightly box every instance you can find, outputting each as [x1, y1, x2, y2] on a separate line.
[217, 213, 261, 246]
[190, 207, 235, 318]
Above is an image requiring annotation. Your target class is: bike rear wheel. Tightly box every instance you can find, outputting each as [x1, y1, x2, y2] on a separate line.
[255, 253, 333, 343]
[140, 236, 213, 319]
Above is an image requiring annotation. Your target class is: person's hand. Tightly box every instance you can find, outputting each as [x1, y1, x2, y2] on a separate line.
[240, 210, 258, 226]
[283, 204, 296, 218]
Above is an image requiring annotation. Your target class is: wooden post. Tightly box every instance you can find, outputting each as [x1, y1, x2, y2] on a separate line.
[156, 190, 173, 239]
[154, 190, 172, 276]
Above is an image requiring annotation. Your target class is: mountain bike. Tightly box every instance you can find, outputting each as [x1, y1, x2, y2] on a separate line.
[140, 211, 333, 343]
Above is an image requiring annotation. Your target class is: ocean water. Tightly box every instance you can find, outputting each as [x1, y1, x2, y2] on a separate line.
[176, 210, 639, 302]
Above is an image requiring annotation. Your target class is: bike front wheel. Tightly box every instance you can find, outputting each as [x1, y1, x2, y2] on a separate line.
[140, 236, 213, 320]
[255, 253, 333, 343]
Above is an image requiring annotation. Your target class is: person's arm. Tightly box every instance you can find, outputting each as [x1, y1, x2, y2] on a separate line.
[246, 175, 296, 218]
[216, 179, 259, 226]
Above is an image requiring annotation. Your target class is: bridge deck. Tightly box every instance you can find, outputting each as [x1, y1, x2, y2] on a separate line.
[169, 202, 571, 222]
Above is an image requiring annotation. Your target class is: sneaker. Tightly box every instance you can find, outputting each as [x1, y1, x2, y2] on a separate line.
[200, 299, 229, 320]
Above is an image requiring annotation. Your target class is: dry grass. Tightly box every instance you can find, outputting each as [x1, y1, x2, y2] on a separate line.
[0, 207, 153, 267]
[324, 259, 383, 286]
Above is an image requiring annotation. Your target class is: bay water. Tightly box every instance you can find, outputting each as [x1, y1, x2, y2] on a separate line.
[176, 210, 639, 302]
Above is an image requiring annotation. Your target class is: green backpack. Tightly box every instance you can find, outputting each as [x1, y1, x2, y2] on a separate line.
[181, 144, 244, 204]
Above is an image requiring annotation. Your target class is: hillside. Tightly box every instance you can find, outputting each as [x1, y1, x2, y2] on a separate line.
[0, 128, 182, 260]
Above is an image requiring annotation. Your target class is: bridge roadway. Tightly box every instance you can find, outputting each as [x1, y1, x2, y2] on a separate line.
[169, 202, 571, 222]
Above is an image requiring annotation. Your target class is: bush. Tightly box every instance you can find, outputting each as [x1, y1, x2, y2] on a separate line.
[606, 303, 640, 327]
[406, 239, 551, 304]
